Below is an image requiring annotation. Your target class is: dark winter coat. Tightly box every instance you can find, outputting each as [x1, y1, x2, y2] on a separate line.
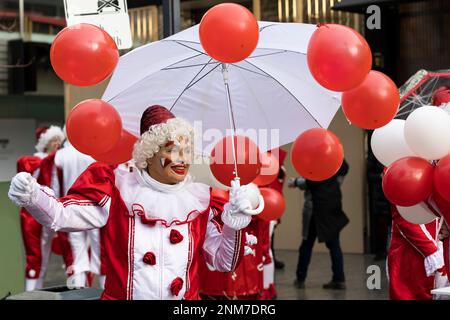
[297, 160, 349, 242]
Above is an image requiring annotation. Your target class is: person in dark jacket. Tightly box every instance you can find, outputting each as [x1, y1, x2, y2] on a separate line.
[288, 160, 349, 290]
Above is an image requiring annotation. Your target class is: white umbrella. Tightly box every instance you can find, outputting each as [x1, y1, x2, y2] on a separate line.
[102, 21, 341, 155]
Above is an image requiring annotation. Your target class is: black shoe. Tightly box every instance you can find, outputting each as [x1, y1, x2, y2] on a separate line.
[322, 281, 346, 290]
[294, 279, 305, 289]
[274, 259, 285, 269]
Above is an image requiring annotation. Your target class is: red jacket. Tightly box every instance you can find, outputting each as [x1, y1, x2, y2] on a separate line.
[388, 206, 441, 300]
[199, 216, 264, 298]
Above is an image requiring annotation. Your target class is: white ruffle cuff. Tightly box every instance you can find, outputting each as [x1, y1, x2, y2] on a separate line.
[424, 246, 445, 277]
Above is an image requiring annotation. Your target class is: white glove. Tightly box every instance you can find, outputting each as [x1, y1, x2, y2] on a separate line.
[8, 172, 39, 207]
[221, 179, 253, 230]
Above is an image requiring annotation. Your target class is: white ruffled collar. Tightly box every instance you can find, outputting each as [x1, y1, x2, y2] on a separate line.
[123, 168, 211, 227]
[136, 168, 189, 193]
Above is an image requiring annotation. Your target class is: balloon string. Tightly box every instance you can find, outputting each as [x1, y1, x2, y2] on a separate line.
[221, 63, 239, 179]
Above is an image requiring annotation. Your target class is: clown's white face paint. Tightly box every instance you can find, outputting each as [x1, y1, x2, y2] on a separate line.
[147, 137, 193, 185]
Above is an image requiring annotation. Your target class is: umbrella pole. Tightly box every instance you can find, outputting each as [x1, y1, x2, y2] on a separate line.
[221, 63, 240, 184]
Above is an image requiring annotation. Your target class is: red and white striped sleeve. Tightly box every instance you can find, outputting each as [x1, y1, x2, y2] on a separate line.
[202, 192, 245, 272]
[24, 162, 117, 233]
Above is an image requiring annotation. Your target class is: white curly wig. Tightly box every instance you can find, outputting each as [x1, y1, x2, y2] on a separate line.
[35, 125, 65, 153]
[132, 117, 194, 169]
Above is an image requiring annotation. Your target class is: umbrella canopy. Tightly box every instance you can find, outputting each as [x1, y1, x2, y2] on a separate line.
[396, 69, 450, 119]
[102, 22, 341, 154]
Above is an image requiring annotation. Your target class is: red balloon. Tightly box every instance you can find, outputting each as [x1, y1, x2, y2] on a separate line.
[92, 130, 137, 165]
[253, 152, 279, 186]
[211, 188, 230, 202]
[67, 99, 122, 155]
[291, 128, 344, 181]
[50, 23, 119, 86]
[433, 154, 450, 203]
[431, 191, 448, 221]
[382, 157, 434, 207]
[307, 24, 372, 92]
[210, 135, 262, 187]
[199, 3, 259, 63]
[341, 71, 400, 129]
[258, 188, 286, 221]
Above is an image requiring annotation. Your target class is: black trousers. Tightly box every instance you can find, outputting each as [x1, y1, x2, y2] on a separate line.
[296, 216, 345, 282]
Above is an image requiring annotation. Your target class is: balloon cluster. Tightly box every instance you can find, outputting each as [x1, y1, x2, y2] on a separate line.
[307, 24, 399, 130]
[305, 24, 450, 224]
[50, 23, 136, 164]
[290, 24, 401, 182]
[372, 103, 450, 224]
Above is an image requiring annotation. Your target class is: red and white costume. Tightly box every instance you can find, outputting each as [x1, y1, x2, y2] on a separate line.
[14, 162, 246, 299]
[388, 205, 445, 300]
[18, 126, 67, 291]
[54, 141, 105, 288]
[9, 105, 258, 300]
[199, 214, 264, 299]
[259, 148, 287, 299]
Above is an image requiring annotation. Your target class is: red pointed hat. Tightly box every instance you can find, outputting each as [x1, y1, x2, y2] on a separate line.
[140, 105, 175, 135]
[35, 126, 49, 141]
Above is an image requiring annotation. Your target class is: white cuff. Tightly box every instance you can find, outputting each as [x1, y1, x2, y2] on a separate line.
[425, 248, 444, 277]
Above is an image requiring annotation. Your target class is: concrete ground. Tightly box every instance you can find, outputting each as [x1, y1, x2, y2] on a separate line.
[43, 249, 388, 300]
[274, 250, 388, 300]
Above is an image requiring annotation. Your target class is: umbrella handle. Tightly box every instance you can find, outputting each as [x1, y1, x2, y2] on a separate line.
[243, 195, 265, 216]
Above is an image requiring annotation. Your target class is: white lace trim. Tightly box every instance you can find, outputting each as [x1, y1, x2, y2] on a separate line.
[117, 167, 210, 225]
[425, 247, 444, 277]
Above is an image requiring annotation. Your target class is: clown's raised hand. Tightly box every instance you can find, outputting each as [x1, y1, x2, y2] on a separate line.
[221, 180, 264, 230]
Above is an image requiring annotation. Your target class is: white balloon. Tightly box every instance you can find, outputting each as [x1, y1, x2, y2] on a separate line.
[404, 106, 450, 160]
[371, 119, 416, 166]
[397, 202, 438, 225]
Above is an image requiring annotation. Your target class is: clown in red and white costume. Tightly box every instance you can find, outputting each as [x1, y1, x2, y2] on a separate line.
[9, 105, 262, 300]
[53, 140, 105, 288]
[388, 205, 446, 300]
[17, 125, 68, 291]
